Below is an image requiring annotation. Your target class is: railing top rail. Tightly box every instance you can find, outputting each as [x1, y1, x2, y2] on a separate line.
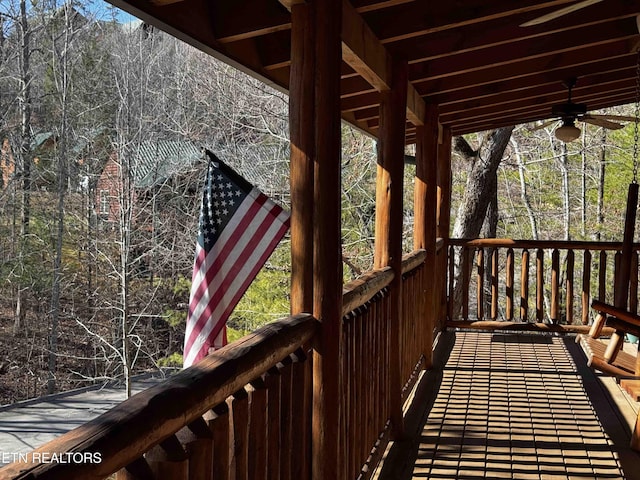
[449, 238, 640, 251]
[343, 267, 394, 316]
[402, 249, 427, 274]
[341, 248, 429, 316]
[2, 313, 318, 480]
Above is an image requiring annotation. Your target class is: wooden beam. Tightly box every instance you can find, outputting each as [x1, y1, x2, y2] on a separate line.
[364, 0, 581, 43]
[279, 0, 305, 10]
[414, 104, 439, 367]
[289, 3, 315, 314]
[374, 59, 408, 439]
[417, 44, 638, 100]
[389, 4, 640, 62]
[409, 18, 640, 83]
[312, 0, 344, 479]
[341, 0, 393, 92]
[340, 0, 426, 124]
[406, 84, 425, 126]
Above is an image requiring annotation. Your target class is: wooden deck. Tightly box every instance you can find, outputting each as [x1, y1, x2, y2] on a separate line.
[376, 331, 640, 480]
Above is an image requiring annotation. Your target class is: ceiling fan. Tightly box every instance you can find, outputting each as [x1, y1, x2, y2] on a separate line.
[520, 0, 603, 27]
[531, 78, 637, 142]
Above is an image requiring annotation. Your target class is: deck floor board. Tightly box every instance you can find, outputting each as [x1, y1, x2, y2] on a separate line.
[376, 331, 640, 480]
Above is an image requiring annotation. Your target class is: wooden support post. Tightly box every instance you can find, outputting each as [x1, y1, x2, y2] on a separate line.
[374, 58, 408, 439]
[312, 0, 344, 478]
[289, 2, 315, 315]
[436, 128, 452, 324]
[413, 104, 438, 368]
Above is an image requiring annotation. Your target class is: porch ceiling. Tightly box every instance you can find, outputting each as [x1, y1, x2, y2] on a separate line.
[107, 0, 640, 143]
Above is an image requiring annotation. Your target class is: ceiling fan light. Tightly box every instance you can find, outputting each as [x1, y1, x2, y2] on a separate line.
[555, 123, 581, 142]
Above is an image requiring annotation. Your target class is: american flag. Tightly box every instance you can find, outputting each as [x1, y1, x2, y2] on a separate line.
[183, 150, 290, 367]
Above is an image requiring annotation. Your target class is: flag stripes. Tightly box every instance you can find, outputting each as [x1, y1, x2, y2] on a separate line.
[183, 153, 290, 367]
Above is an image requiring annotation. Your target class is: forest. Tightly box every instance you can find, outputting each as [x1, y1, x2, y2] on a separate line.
[0, 0, 638, 404]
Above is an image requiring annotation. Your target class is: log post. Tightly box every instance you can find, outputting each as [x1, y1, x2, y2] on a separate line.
[289, 1, 315, 315]
[374, 58, 408, 439]
[311, 0, 344, 477]
[413, 104, 438, 367]
[436, 128, 452, 325]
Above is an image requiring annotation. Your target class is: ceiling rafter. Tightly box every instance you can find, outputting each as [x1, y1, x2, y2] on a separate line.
[388, 3, 640, 64]
[107, 0, 640, 140]
[363, 0, 583, 43]
[409, 19, 639, 83]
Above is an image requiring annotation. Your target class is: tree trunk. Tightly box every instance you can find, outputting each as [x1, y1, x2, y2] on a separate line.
[451, 126, 514, 319]
[596, 129, 606, 241]
[48, 4, 74, 394]
[581, 129, 587, 237]
[559, 142, 570, 241]
[14, 0, 32, 334]
[511, 138, 538, 239]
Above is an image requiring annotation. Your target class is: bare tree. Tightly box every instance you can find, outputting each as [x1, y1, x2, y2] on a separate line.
[450, 127, 514, 319]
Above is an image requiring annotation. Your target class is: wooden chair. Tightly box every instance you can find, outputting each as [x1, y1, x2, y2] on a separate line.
[578, 182, 640, 451]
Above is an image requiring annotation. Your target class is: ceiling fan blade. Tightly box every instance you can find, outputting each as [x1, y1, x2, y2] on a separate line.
[529, 119, 559, 131]
[520, 0, 603, 27]
[581, 117, 625, 130]
[585, 113, 639, 123]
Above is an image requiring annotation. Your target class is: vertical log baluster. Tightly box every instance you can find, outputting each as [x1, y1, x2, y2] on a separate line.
[211, 403, 230, 480]
[536, 248, 544, 322]
[491, 247, 499, 320]
[521, 249, 529, 321]
[614, 251, 622, 305]
[448, 245, 455, 321]
[462, 247, 471, 321]
[116, 458, 154, 480]
[599, 250, 607, 304]
[146, 435, 188, 480]
[476, 248, 484, 320]
[265, 367, 281, 480]
[175, 418, 213, 480]
[582, 250, 591, 325]
[631, 251, 639, 315]
[278, 358, 294, 480]
[506, 248, 514, 321]
[290, 349, 311, 480]
[551, 249, 560, 323]
[230, 389, 250, 480]
[248, 379, 268, 480]
[566, 249, 574, 324]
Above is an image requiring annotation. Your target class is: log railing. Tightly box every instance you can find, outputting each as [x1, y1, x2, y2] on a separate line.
[340, 248, 431, 480]
[400, 249, 429, 399]
[1, 248, 437, 480]
[448, 238, 640, 329]
[1, 314, 317, 480]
